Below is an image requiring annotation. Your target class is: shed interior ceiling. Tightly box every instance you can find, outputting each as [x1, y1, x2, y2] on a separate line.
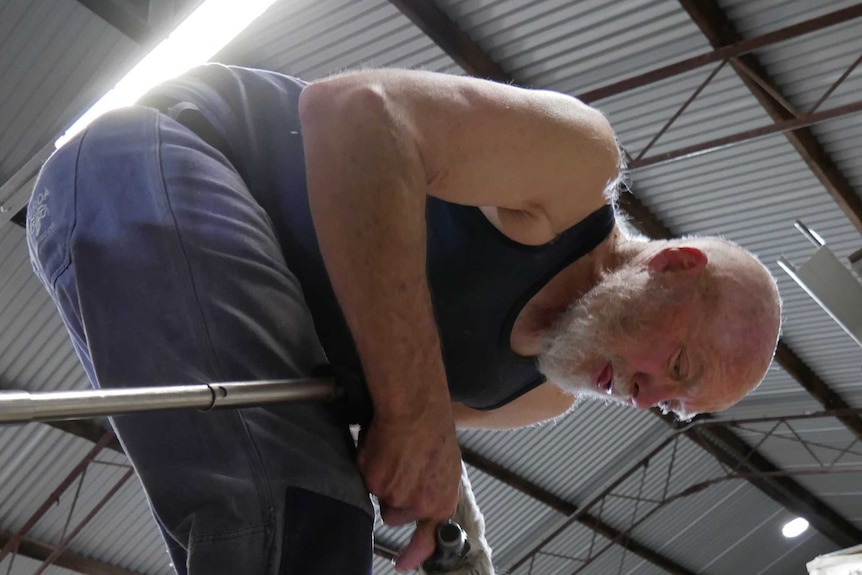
[1, 1, 861, 574]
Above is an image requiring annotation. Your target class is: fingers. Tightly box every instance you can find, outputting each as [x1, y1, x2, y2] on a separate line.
[394, 519, 437, 573]
[380, 503, 416, 527]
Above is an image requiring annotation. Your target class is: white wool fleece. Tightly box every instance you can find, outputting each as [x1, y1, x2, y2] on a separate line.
[421, 461, 495, 575]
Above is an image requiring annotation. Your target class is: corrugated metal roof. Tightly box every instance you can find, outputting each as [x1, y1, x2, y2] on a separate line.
[218, 0, 461, 78]
[719, 0, 861, 37]
[438, 0, 711, 93]
[4, 555, 77, 575]
[630, 482, 833, 575]
[0, 0, 144, 182]
[0, 424, 168, 574]
[599, 65, 774, 161]
[459, 402, 667, 504]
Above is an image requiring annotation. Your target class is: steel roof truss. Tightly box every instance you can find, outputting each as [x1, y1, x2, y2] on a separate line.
[677, 0, 862, 234]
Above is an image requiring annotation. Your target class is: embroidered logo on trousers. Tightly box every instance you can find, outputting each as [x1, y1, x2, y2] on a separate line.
[28, 188, 50, 237]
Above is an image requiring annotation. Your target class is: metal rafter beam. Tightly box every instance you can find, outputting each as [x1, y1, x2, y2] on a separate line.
[774, 343, 862, 441]
[677, 0, 862, 234]
[684, 425, 861, 547]
[629, 98, 862, 170]
[388, 0, 510, 82]
[75, 0, 153, 44]
[461, 448, 699, 575]
[49, 420, 123, 452]
[0, 531, 140, 575]
[579, 3, 862, 104]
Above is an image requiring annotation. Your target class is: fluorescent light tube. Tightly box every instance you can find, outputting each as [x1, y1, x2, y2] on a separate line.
[56, 0, 278, 148]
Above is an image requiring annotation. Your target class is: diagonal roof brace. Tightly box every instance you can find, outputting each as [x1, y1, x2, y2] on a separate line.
[684, 425, 862, 548]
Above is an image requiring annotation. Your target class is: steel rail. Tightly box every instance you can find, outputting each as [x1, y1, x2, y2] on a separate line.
[0, 378, 338, 424]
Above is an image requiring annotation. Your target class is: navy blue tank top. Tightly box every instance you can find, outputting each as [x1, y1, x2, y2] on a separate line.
[139, 65, 615, 410]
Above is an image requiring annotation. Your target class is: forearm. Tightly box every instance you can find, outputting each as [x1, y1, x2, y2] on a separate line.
[299, 80, 451, 421]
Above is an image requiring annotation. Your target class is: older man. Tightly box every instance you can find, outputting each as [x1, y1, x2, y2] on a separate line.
[27, 64, 780, 575]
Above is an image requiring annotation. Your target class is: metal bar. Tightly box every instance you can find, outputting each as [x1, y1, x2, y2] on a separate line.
[809, 53, 862, 113]
[634, 61, 727, 161]
[731, 424, 862, 460]
[579, 4, 862, 102]
[785, 421, 827, 467]
[0, 378, 338, 424]
[730, 419, 783, 474]
[0, 531, 140, 575]
[60, 471, 88, 543]
[697, 406, 862, 427]
[731, 466, 862, 480]
[828, 438, 861, 468]
[0, 431, 114, 564]
[731, 58, 800, 117]
[629, 98, 862, 170]
[33, 469, 135, 575]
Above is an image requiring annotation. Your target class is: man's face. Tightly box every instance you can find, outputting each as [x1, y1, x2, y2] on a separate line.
[538, 263, 738, 418]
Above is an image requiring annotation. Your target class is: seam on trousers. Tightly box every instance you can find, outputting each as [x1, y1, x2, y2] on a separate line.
[149, 110, 276, 552]
[191, 524, 269, 543]
[50, 129, 88, 288]
[150, 109, 223, 382]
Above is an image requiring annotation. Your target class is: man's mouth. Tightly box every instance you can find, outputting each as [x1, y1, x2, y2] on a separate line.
[597, 362, 613, 395]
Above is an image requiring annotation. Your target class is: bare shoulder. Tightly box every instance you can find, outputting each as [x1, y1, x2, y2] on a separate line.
[302, 70, 620, 245]
[452, 383, 576, 430]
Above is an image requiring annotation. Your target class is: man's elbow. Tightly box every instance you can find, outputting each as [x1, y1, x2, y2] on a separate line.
[583, 106, 623, 201]
[299, 75, 389, 130]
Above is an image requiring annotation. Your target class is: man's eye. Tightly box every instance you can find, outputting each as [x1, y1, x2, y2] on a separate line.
[672, 351, 683, 378]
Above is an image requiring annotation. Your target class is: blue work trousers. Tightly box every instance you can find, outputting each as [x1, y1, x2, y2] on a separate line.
[27, 105, 374, 575]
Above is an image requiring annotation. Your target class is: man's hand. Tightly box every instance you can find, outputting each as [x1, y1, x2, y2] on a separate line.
[358, 400, 462, 572]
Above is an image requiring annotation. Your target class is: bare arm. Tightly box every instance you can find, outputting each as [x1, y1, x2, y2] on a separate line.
[452, 384, 577, 430]
[298, 69, 619, 570]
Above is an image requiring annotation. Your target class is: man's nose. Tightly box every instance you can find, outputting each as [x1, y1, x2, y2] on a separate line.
[630, 373, 676, 410]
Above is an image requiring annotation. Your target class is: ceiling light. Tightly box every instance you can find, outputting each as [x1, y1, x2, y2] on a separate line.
[55, 0, 278, 149]
[783, 517, 809, 538]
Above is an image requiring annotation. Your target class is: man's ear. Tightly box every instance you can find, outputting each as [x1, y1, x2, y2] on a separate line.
[647, 247, 708, 276]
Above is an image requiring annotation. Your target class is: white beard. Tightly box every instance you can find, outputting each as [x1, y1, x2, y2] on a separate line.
[537, 264, 661, 404]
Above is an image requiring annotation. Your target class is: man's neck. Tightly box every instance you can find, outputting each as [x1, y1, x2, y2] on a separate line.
[592, 226, 656, 280]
